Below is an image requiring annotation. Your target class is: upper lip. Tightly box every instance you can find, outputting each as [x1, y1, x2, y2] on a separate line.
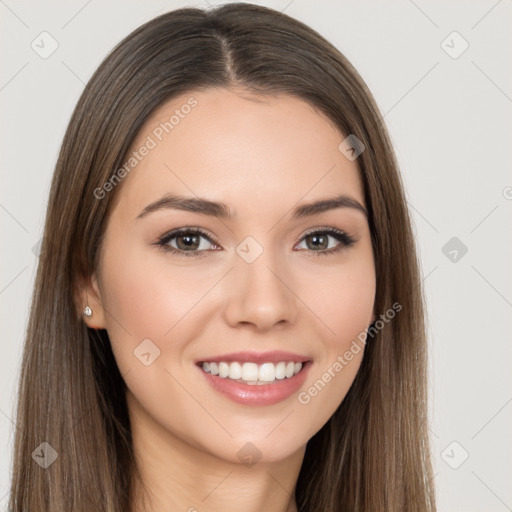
[195, 350, 312, 365]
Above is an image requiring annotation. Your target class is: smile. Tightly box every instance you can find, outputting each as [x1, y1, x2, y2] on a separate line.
[200, 361, 303, 385]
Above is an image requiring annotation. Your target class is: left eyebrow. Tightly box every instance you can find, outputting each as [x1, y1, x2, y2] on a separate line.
[135, 193, 368, 221]
[292, 195, 368, 219]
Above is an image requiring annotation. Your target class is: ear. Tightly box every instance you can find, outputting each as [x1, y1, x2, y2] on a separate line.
[76, 272, 107, 330]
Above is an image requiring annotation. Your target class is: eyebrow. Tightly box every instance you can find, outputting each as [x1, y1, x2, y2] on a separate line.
[136, 193, 368, 221]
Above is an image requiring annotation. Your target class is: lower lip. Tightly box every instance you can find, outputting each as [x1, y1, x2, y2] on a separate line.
[197, 362, 312, 406]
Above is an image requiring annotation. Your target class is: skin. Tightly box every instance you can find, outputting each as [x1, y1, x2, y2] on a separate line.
[80, 87, 376, 512]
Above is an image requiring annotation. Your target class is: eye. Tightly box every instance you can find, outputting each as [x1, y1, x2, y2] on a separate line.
[154, 227, 219, 258]
[153, 226, 356, 258]
[294, 227, 356, 256]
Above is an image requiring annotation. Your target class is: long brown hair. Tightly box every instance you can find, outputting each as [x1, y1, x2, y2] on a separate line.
[9, 3, 436, 511]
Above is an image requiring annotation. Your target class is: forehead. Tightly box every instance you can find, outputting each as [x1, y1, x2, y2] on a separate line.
[112, 87, 365, 220]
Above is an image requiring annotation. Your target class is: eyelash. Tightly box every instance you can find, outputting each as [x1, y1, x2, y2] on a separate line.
[153, 226, 356, 259]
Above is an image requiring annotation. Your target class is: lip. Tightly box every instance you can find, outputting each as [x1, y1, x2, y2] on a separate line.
[196, 360, 313, 406]
[195, 350, 311, 365]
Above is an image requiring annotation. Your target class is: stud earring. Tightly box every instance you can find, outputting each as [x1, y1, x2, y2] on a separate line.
[83, 305, 92, 317]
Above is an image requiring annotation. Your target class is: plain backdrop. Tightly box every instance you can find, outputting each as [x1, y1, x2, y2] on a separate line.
[1, 1, 511, 510]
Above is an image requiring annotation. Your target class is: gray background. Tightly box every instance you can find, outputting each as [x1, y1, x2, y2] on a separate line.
[1, 1, 511, 510]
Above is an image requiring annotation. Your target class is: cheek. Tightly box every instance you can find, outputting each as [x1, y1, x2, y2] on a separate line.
[292, 251, 375, 433]
[98, 244, 209, 370]
[298, 252, 376, 345]
[98, 250, 217, 446]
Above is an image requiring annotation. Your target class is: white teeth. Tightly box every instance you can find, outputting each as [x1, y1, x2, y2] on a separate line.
[241, 362, 259, 382]
[259, 363, 275, 382]
[229, 361, 242, 380]
[218, 362, 230, 378]
[200, 360, 304, 383]
[209, 362, 219, 375]
[275, 361, 286, 379]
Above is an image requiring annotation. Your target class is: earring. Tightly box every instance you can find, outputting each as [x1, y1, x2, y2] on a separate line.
[83, 305, 92, 317]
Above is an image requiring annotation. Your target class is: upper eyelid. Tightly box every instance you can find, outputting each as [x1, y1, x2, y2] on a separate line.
[158, 226, 218, 244]
[301, 226, 346, 236]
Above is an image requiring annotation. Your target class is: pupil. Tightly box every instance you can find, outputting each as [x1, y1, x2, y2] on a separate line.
[178, 234, 198, 250]
[309, 234, 327, 250]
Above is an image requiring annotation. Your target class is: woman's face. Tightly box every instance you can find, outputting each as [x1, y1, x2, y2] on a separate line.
[83, 87, 376, 464]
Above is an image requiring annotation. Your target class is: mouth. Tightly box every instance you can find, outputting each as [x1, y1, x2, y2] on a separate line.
[194, 352, 313, 406]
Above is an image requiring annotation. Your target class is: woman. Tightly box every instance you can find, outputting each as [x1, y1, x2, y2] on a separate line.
[9, 3, 436, 511]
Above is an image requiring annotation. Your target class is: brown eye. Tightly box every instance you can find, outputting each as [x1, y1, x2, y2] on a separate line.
[295, 228, 356, 256]
[304, 233, 329, 250]
[175, 232, 201, 250]
[155, 227, 219, 258]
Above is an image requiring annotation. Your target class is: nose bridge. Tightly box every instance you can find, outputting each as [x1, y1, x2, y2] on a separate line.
[223, 237, 297, 329]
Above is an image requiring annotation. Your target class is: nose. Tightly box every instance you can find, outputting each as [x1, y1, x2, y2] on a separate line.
[223, 250, 298, 331]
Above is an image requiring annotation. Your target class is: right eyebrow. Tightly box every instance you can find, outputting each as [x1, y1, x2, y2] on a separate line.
[136, 194, 234, 220]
